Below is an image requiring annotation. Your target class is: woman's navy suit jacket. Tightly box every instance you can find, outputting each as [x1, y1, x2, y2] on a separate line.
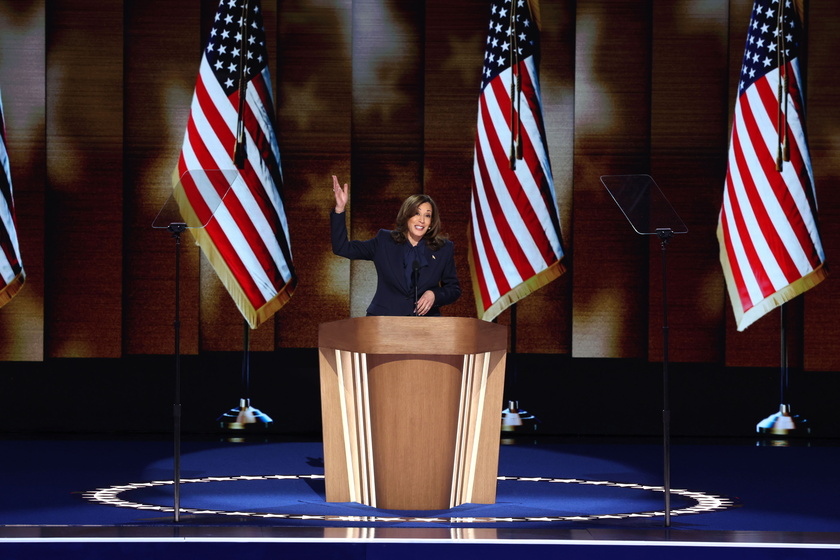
[330, 211, 461, 316]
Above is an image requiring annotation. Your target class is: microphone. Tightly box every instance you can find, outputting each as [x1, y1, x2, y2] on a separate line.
[412, 260, 420, 315]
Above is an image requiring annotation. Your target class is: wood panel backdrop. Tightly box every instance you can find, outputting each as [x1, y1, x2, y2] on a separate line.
[0, 0, 838, 374]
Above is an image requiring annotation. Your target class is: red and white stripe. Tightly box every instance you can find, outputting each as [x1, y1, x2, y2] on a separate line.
[176, 58, 295, 328]
[469, 57, 565, 321]
[718, 62, 825, 331]
[0, 90, 24, 308]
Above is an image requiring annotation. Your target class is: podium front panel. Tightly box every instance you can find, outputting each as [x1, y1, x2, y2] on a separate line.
[318, 317, 507, 511]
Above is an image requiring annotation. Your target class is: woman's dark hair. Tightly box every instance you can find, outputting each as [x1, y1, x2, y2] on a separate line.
[390, 194, 449, 250]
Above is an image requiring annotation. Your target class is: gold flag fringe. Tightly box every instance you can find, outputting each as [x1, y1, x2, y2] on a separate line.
[0, 270, 25, 309]
[717, 221, 828, 332]
[171, 170, 296, 329]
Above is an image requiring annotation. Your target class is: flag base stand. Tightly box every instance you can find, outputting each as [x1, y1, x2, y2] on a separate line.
[757, 403, 810, 436]
[757, 303, 811, 445]
[216, 321, 274, 439]
[501, 401, 539, 445]
[217, 397, 273, 430]
[501, 400, 539, 433]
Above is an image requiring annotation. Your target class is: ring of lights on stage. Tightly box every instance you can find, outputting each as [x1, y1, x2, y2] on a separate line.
[83, 474, 736, 523]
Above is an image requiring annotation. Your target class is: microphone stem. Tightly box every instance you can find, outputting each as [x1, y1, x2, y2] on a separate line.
[413, 261, 420, 315]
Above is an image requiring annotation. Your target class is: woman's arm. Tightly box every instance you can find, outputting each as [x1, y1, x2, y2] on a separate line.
[330, 176, 377, 260]
[332, 175, 348, 213]
[428, 242, 461, 308]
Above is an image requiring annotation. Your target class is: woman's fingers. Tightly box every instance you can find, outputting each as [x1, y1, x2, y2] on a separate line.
[415, 291, 435, 315]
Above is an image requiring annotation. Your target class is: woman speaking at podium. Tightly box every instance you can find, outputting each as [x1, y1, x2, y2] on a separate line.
[330, 175, 461, 316]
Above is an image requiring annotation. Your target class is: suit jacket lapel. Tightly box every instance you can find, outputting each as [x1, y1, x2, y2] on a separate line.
[386, 239, 409, 294]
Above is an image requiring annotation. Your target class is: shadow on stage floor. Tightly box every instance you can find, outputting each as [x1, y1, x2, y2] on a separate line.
[1, 434, 838, 559]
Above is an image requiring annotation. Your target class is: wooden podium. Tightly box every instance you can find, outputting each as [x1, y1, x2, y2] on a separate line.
[318, 316, 508, 511]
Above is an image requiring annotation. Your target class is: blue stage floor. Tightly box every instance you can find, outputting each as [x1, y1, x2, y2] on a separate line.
[1, 436, 839, 559]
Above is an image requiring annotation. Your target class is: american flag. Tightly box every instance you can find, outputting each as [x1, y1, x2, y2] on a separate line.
[718, 0, 826, 331]
[0, 90, 25, 308]
[468, 0, 565, 321]
[175, 0, 295, 329]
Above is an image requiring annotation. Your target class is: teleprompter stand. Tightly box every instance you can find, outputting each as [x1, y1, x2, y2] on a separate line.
[601, 174, 688, 527]
[152, 169, 237, 522]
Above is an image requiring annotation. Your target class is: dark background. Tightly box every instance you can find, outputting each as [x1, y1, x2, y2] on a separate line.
[0, 0, 838, 439]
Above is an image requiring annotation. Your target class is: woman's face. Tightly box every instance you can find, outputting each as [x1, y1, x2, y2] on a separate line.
[406, 202, 433, 245]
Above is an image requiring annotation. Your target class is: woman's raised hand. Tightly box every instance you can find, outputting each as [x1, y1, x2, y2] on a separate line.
[332, 175, 349, 213]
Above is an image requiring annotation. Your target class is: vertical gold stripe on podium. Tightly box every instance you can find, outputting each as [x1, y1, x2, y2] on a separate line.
[464, 351, 491, 502]
[350, 351, 368, 505]
[452, 351, 494, 507]
[334, 349, 359, 503]
[450, 353, 473, 507]
[335, 350, 376, 507]
[462, 353, 478, 504]
[358, 352, 376, 507]
[451, 351, 493, 506]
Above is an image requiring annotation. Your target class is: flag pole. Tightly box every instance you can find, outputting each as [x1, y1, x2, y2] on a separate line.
[762, 1, 807, 433]
[216, 0, 272, 433]
[756, 303, 810, 438]
[233, 0, 250, 168]
[217, 319, 273, 431]
[501, 303, 540, 437]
